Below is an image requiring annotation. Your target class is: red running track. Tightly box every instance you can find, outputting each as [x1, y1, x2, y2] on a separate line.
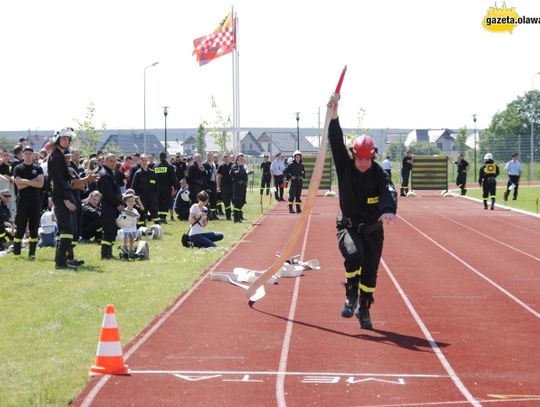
[73, 193, 540, 407]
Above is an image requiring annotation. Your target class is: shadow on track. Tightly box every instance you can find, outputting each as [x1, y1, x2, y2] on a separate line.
[250, 304, 448, 352]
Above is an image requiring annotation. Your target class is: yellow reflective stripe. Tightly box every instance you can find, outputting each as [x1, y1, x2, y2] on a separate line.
[149, 180, 156, 184]
[96, 228, 103, 232]
[295, 202, 302, 206]
[101, 240, 113, 246]
[360, 284, 376, 293]
[158, 211, 168, 215]
[367, 196, 379, 204]
[60, 234, 73, 239]
[0, 233, 5, 238]
[71, 242, 77, 246]
[345, 268, 361, 279]
[154, 167, 167, 174]
[14, 238, 22, 243]
[29, 237, 38, 242]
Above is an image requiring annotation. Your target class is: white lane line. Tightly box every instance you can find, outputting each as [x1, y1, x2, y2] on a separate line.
[80, 210, 274, 407]
[356, 397, 540, 406]
[128, 370, 447, 378]
[380, 258, 481, 407]
[398, 215, 540, 320]
[458, 194, 540, 219]
[434, 211, 540, 262]
[492, 216, 540, 237]
[276, 212, 313, 407]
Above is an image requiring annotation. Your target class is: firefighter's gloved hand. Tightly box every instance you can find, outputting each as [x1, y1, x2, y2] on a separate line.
[378, 213, 396, 224]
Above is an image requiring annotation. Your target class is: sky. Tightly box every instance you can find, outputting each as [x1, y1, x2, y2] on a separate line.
[1, 0, 540, 133]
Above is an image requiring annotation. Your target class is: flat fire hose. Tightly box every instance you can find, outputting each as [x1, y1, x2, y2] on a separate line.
[246, 66, 347, 302]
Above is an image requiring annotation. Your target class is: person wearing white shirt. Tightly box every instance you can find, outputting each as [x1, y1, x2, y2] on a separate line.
[188, 190, 224, 248]
[503, 153, 522, 201]
[270, 152, 286, 201]
[381, 156, 392, 181]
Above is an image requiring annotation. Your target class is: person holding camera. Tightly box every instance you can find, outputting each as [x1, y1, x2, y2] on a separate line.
[188, 190, 223, 248]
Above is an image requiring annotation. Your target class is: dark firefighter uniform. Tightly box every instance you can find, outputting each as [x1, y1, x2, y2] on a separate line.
[154, 155, 178, 223]
[479, 158, 499, 210]
[455, 157, 469, 195]
[67, 158, 84, 249]
[285, 158, 305, 213]
[131, 167, 159, 225]
[217, 160, 233, 220]
[0, 195, 13, 248]
[230, 159, 248, 223]
[81, 201, 102, 242]
[12, 159, 43, 257]
[187, 163, 207, 205]
[329, 118, 397, 325]
[260, 159, 271, 196]
[203, 159, 219, 219]
[48, 148, 78, 268]
[97, 165, 122, 259]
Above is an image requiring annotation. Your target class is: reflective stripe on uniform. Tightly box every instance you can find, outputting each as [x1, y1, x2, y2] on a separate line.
[101, 240, 113, 246]
[59, 234, 73, 239]
[345, 268, 361, 279]
[360, 284, 376, 293]
[367, 196, 380, 204]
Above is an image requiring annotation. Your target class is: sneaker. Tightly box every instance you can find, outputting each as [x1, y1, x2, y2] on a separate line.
[358, 298, 374, 330]
[56, 263, 77, 270]
[341, 297, 358, 318]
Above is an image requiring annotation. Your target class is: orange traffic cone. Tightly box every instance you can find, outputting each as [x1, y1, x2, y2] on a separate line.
[89, 304, 129, 375]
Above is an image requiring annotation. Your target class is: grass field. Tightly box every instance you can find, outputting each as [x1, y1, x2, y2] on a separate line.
[0, 189, 272, 406]
[454, 185, 540, 214]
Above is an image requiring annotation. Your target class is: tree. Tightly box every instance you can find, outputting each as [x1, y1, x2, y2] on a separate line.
[210, 96, 231, 153]
[385, 142, 406, 161]
[409, 141, 442, 156]
[73, 102, 107, 156]
[455, 126, 468, 155]
[196, 121, 207, 154]
[482, 89, 540, 161]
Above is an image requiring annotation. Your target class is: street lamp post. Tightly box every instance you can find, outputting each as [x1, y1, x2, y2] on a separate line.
[295, 112, 300, 151]
[530, 72, 540, 183]
[162, 106, 169, 154]
[143, 61, 159, 154]
[472, 114, 477, 179]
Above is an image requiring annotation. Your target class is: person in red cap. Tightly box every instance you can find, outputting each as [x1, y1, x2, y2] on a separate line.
[327, 94, 397, 330]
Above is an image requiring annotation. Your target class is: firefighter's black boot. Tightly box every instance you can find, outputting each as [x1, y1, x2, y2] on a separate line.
[225, 208, 232, 220]
[56, 238, 76, 269]
[28, 239, 37, 259]
[483, 200, 488, 210]
[12, 239, 22, 256]
[490, 198, 495, 210]
[358, 297, 374, 330]
[233, 211, 242, 223]
[400, 188, 406, 197]
[341, 279, 359, 318]
[288, 203, 295, 214]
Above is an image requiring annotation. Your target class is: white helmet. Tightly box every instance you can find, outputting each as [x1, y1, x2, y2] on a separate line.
[180, 189, 190, 202]
[483, 153, 493, 161]
[137, 226, 154, 241]
[115, 213, 131, 229]
[150, 224, 163, 240]
[293, 150, 302, 157]
[52, 127, 77, 143]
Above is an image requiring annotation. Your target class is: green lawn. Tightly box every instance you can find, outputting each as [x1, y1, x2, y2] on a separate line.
[456, 185, 540, 214]
[0, 189, 272, 406]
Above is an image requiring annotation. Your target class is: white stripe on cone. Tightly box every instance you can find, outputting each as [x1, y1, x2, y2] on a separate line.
[102, 314, 118, 328]
[96, 341, 124, 357]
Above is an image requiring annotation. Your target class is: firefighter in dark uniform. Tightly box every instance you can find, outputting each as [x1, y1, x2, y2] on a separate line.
[0, 188, 14, 248]
[479, 152, 500, 210]
[97, 154, 123, 259]
[284, 150, 305, 214]
[230, 153, 248, 223]
[203, 152, 219, 219]
[400, 151, 413, 196]
[328, 94, 397, 330]
[216, 153, 233, 220]
[259, 154, 272, 197]
[48, 128, 98, 269]
[131, 154, 159, 225]
[454, 153, 469, 195]
[81, 190, 102, 242]
[187, 153, 207, 205]
[12, 146, 44, 258]
[154, 152, 178, 223]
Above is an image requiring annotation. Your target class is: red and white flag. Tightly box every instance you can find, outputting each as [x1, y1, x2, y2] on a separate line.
[193, 12, 236, 66]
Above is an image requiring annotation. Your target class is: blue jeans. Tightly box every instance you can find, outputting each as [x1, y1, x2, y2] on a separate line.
[189, 232, 224, 248]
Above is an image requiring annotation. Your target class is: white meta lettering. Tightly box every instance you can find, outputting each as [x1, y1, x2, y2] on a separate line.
[223, 374, 263, 383]
[346, 377, 406, 385]
[302, 376, 340, 384]
[172, 374, 222, 381]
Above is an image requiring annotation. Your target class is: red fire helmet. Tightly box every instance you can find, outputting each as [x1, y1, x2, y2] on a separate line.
[352, 135, 376, 159]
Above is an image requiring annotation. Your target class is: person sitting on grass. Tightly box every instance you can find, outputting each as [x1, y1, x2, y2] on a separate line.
[188, 190, 223, 248]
